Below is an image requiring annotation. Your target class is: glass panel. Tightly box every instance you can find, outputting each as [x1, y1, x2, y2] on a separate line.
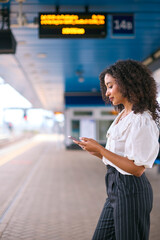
[99, 120, 113, 140]
[71, 120, 80, 139]
[74, 111, 93, 116]
[101, 111, 111, 116]
[101, 110, 118, 116]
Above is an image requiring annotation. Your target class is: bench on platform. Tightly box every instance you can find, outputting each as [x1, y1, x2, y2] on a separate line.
[154, 159, 160, 173]
[154, 159, 160, 164]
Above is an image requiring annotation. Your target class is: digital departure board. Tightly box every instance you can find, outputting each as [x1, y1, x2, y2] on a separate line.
[39, 13, 106, 38]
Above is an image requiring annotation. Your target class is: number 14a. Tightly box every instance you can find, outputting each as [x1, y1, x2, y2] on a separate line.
[114, 20, 133, 30]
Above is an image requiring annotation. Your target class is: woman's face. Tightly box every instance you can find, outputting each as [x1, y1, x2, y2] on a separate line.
[104, 74, 126, 106]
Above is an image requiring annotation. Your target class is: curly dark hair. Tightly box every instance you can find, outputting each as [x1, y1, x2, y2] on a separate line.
[99, 59, 160, 123]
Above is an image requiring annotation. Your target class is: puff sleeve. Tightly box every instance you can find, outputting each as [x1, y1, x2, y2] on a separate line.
[124, 113, 159, 168]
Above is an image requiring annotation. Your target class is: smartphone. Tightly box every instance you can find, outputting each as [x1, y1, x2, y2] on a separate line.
[68, 136, 80, 141]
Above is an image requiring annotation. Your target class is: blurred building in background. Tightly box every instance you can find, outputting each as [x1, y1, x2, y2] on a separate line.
[0, 76, 64, 142]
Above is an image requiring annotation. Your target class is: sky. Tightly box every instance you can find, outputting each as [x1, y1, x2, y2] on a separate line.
[0, 76, 32, 109]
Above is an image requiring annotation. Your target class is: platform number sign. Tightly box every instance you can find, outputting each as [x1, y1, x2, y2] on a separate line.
[112, 14, 134, 37]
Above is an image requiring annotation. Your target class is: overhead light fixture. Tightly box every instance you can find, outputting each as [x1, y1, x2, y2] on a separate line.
[142, 57, 153, 66]
[18, 40, 26, 45]
[15, 0, 25, 2]
[143, 48, 160, 66]
[37, 53, 47, 58]
[153, 50, 160, 59]
[91, 88, 97, 92]
[78, 77, 84, 83]
[0, 1, 10, 3]
[24, 53, 31, 58]
[76, 68, 84, 83]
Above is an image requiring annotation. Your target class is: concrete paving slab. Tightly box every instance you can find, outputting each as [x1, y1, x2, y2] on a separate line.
[0, 135, 159, 239]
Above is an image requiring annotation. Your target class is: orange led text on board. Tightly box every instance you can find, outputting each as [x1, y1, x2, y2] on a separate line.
[40, 14, 105, 26]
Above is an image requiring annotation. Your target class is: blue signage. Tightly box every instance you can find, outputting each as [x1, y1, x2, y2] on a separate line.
[112, 14, 134, 36]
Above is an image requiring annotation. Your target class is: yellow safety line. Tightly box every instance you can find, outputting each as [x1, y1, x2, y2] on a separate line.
[0, 140, 40, 167]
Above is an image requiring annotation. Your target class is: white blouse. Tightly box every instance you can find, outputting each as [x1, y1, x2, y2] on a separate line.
[102, 110, 160, 175]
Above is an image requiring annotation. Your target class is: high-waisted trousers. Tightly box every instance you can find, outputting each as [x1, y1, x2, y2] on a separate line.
[92, 166, 153, 240]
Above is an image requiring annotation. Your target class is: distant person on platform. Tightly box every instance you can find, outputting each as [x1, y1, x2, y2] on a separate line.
[73, 59, 160, 240]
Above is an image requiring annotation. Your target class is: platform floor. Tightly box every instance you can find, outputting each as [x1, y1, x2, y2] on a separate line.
[0, 134, 159, 240]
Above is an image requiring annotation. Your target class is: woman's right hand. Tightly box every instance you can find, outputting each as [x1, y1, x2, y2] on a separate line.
[73, 137, 103, 159]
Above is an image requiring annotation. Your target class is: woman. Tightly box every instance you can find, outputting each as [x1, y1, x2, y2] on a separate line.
[73, 59, 160, 240]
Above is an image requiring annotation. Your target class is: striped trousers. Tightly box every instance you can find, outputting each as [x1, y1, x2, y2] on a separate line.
[92, 166, 153, 240]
